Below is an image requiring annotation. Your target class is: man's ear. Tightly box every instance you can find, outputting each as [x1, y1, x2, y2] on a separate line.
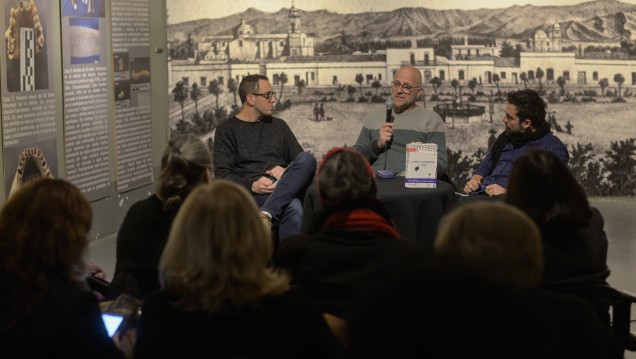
[246, 94, 255, 106]
[415, 87, 424, 100]
[522, 119, 532, 129]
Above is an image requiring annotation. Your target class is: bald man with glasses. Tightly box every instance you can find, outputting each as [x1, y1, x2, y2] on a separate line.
[214, 74, 316, 241]
[354, 66, 447, 176]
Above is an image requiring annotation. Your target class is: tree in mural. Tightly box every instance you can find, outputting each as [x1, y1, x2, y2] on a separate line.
[208, 79, 222, 111]
[346, 85, 357, 100]
[175, 118, 191, 134]
[430, 77, 442, 98]
[227, 78, 238, 107]
[450, 79, 459, 100]
[492, 74, 501, 95]
[446, 147, 486, 190]
[556, 76, 566, 96]
[214, 107, 229, 127]
[599, 78, 609, 96]
[614, 73, 625, 99]
[190, 82, 201, 116]
[500, 40, 515, 57]
[468, 78, 478, 96]
[520, 72, 528, 89]
[172, 80, 189, 122]
[278, 72, 288, 103]
[355, 73, 364, 97]
[569, 142, 608, 196]
[569, 143, 595, 183]
[371, 80, 382, 96]
[604, 138, 636, 196]
[296, 79, 306, 95]
[190, 112, 206, 135]
[336, 84, 345, 98]
[536, 67, 545, 92]
[202, 109, 215, 133]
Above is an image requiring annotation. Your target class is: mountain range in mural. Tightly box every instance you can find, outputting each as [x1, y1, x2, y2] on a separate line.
[169, 0, 636, 43]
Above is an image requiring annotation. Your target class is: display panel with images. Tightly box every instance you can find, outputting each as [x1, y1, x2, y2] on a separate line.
[60, 0, 111, 200]
[1, 0, 58, 198]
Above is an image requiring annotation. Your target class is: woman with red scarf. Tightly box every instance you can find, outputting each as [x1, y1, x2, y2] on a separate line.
[275, 147, 419, 319]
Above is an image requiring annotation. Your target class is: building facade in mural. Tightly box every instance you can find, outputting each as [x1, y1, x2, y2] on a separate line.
[171, 12, 636, 94]
[195, 3, 314, 63]
[531, 23, 562, 53]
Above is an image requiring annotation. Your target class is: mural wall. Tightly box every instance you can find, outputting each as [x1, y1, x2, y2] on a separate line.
[166, 0, 636, 196]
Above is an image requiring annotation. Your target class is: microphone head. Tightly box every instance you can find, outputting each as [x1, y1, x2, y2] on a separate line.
[386, 98, 394, 110]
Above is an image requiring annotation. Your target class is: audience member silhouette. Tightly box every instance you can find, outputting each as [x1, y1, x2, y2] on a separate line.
[505, 150, 611, 320]
[0, 179, 125, 358]
[276, 147, 418, 319]
[108, 134, 212, 300]
[506, 150, 609, 285]
[348, 202, 620, 359]
[134, 180, 343, 359]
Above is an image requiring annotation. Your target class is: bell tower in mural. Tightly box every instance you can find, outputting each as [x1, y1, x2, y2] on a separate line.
[287, 1, 313, 57]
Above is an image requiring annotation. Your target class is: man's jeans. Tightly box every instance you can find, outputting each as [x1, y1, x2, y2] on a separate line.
[254, 152, 317, 241]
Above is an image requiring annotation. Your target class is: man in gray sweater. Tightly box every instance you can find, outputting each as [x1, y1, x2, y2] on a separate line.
[354, 66, 447, 176]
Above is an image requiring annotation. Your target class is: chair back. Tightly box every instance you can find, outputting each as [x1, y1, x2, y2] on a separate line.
[542, 272, 636, 354]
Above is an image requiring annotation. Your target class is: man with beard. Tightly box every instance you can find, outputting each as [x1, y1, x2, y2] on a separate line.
[463, 89, 568, 197]
[353, 66, 447, 175]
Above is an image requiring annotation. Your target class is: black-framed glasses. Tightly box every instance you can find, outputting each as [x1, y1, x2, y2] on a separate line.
[251, 91, 277, 101]
[390, 80, 421, 95]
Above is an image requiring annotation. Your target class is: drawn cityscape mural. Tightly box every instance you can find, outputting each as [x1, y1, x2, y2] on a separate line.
[166, 0, 636, 196]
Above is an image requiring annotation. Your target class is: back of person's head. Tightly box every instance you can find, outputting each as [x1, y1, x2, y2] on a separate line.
[507, 89, 547, 127]
[434, 202, 543, 290]
[238, 74, 269, 104]
[506, 150, 591, 228]
[0, 178, 92, 331]
[158, 134, 212, 211]
[317, 147, 377, 208]
[159, 180, 289, 313]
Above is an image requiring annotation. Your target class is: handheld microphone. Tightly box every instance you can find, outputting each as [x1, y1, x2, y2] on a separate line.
[377, 98, 396, 179]
[385, 98, 394, 150]
[386, 98, 394, 123]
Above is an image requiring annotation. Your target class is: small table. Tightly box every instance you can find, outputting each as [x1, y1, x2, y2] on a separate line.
[301, 178, 458, 250]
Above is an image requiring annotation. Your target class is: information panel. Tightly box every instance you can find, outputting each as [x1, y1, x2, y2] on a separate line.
[1, 0, 58, 198]
[111, 0, 152, 193]
[61, 0, 111, 200]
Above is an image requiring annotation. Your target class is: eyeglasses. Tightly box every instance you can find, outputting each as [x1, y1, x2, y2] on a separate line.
[390, 80, 421, 95]
[251, 91, 277, 101]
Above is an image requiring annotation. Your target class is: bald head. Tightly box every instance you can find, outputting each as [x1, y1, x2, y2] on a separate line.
[395, 66, 422, 87]
[391, 66, 423, 114]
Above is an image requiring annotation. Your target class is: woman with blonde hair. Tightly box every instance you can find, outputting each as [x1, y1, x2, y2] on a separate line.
[434, 201, 543, 290]
[0, 178, 124, 358]
[109, 134, 212, 299]
[134, 180, 342, 358]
